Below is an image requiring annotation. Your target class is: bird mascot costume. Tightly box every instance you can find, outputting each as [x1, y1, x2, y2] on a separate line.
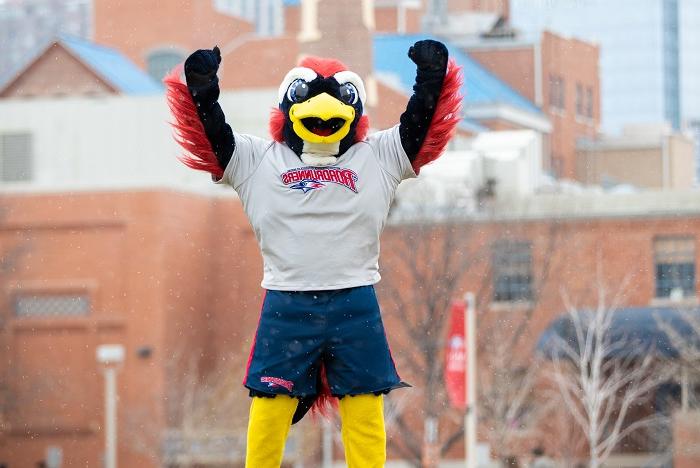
[165, 39, 461, 467]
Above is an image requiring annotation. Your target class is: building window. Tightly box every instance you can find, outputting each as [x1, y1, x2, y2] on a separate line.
[548, 74, 565, 111]
[654, 236, 696, 299]
[146, 49, 185, 82]
[585, 87, 593, 118]
[492, 240, 533, 302]
[13, 293, 90, 318]
[1, 133, 33, 182]
[576, 85, 594, 120]
[575, 83, 583, 116]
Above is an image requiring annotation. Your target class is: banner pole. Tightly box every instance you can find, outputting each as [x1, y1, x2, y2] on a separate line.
[464, 292, 477, 468]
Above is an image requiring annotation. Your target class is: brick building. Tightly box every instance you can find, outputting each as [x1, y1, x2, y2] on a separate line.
[3, 1, 697, 466]
[381, 189, 700, 465]
[0, 36, 160, 99]
[577, 124, 695, 190]
[0, 191, 264, 467]
[464, 30, 600, 180]
[2, 187, 700, 466]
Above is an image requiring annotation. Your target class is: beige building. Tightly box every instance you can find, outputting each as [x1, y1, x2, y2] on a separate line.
[577, 125, 696, 190]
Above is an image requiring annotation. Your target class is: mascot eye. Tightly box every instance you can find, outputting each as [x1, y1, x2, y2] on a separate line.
[287, 79, 310, 103]
[339, 83, 359, 105]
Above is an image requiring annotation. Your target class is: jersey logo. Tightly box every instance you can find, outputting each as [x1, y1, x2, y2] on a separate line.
[282, 167, 359, 193]
[289, 180, 325, 193]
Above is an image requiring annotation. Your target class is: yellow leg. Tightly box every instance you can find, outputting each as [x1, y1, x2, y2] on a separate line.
[245, 395, 298, 468]
[338, 394, 386, 468]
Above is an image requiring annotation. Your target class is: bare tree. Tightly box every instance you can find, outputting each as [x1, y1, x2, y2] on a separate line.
[124, 348, 250, 467]
[656, 307, 700, 410]
[477, 220, 562, 460]
[478, 342, 554, 459]
[378, 181, 562, 466]
[546, 276, 670, 468]
[378, 181, 486, 466]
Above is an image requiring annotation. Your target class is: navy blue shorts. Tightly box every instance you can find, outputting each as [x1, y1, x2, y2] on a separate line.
[244, 285, 406, 397]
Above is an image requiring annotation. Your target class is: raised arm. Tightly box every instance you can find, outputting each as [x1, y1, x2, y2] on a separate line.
[164, 46, 235, 180]
[399, 40, 462, 174]
[183, 47, 235, 171]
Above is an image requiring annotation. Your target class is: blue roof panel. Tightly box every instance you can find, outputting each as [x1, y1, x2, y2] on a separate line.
[60, 35, 161, 95]
[373, 34, 541, 115]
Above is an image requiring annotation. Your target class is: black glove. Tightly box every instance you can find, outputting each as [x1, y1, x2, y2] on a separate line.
[184, 46, 221, 88]
[408, 39, 448, 73]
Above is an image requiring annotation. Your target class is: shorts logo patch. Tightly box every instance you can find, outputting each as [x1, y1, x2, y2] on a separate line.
[261, 376, 294, 392]
[282, 167, 358, 193]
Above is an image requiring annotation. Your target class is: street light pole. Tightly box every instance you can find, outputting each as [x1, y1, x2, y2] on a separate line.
[464, 292, 477, 468]
[97, 344, 125, 468]
[104, 366, 117, 468]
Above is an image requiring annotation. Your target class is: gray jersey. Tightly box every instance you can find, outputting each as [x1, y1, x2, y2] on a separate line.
[217, 125, 416, 291]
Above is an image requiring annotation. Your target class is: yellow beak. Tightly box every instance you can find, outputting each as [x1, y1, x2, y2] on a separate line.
[289, 92, 356, 144]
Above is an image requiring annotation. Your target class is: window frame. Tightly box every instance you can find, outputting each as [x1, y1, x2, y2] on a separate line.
[12, 291, 92, 318]
[0, 132, 33, 183]
[548, 74, 566, 112]
[145, 47, 187, 82]
[653, 235, 696, 300]
[491, 240, 534, 304]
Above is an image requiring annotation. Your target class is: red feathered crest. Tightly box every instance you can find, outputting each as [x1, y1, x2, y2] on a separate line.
[298, 56, 348, 77]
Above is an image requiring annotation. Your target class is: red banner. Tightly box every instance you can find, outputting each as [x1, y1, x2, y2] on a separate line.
[444, 299, 466, 410]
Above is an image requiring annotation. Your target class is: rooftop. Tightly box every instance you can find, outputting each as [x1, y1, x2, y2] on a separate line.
[0, 35, 162, 96]
[373, 34, 543, 117]
[490, 189, 700, 221]
[58, 35, 161, 95]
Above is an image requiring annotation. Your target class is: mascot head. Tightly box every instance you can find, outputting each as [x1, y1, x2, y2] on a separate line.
[269, 57, 370, 166]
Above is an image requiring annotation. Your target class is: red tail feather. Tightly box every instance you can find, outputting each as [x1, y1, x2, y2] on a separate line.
[411, 59, 463, 174]
[163, 66, 224, 180]
[311, 362, 337, 417]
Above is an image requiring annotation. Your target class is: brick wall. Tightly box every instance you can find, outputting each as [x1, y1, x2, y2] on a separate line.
[0, 191, 259, 467]
[541, 31, 599, 179]
[674, 410, 700, 468]
[92, 0, 254, 70]
[299, 0, 374, 80]
[379, 213, 700, 461]
[468, 46, 535, 102]
[374, 5, 425, 34]
[577, 134, 696, 189]
[3, 189, 699, 465]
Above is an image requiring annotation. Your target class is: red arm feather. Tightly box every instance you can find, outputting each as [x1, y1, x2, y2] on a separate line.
[411, 59, 463, 175]
[163, 66, 224, 180]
